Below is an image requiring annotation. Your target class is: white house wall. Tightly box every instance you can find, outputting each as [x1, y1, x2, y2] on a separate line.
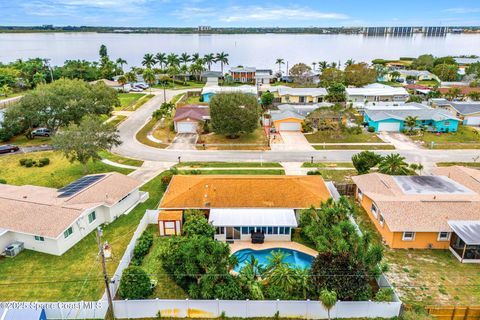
[0, 231, 12, 253]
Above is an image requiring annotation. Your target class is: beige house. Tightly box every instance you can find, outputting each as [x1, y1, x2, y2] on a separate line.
[270, 86, 327, 104]
[0, 173, 147, 256]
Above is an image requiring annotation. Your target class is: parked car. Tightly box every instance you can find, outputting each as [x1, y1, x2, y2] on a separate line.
[129, 87, 143, 92]
[134, 82, 149, 89]
[32, 128, 51, 137]
[0, 144, 19, 154]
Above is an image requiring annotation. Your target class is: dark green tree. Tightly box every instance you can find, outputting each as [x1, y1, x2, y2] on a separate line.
[183, 209, 215, 238]
[344, 63, 377, 87]
[351, 151, 383, 174]
[325, 82, 346, 102]
[210, 93, 259, 138]
[260, 91, 274, 107]
[118, 266, 152, 299]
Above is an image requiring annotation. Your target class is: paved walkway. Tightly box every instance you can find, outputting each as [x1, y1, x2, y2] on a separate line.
[127, 161, 175, 184]
[229, 241, 318, 256]
[101, 159, 139, 170]
[377, 132, 422, 150]
[281, 162, 305, 175]
[271, 132, 314, 151]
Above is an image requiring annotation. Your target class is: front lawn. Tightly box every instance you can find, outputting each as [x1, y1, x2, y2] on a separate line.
[199, 127, 268, 148]
[98, 150, 144, 167]
[313, 145, 395, 150]
[0, 150, 132, 188]
[302, 162, 354, 168]
[176, 162, 282, 168]
[184, 95, 202, 104]
[305, 130, 383, 143]
[410, 126, 480, 149]
[178, 169, 285, 175]
[314, 169, 357, 183]
[136, 118, 169, 149]
[8, 135, 51, 147]
[153, 80, 205, 90]
[437, 162, 480, 168]
[417, 80, 440, 87]
[353, 204, 480, 307]
[117, 93, 146, 111]
[0, 173, 167, 301]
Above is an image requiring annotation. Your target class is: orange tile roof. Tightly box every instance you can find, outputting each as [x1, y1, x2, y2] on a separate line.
[159, 175, 332, 209]
[158, 210, 183, 221]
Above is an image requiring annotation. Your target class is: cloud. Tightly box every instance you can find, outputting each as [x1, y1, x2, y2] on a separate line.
[174, 5, 349, 23]
[443, 7, 480, 14]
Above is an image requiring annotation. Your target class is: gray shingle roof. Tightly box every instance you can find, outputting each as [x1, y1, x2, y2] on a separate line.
[435, 100, 480, 116]
[365, 105, 458, 122]
[270, 110, 305, 121]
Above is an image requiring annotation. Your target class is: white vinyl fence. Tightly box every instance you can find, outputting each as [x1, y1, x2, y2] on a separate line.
[113, 299, 402, 319]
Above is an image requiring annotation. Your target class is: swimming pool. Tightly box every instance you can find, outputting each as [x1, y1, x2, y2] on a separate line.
[232, 248, 314, 273]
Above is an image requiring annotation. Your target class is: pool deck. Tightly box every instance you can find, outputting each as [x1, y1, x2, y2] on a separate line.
[229, 241, 318, 257]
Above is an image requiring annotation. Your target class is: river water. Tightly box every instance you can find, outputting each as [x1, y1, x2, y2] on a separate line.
[1, 32, 479, 69]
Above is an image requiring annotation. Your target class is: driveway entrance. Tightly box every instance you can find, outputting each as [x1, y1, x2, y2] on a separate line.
[168, 133, 198, 150]
[270, 132, 314, 151]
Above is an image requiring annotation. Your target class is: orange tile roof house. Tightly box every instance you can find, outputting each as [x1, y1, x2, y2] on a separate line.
[352, 167, 480, 262]
[158, 175, 333, 242]
[0, 173, 146, 256]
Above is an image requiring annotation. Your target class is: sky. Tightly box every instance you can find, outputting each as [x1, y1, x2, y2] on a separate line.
[1, 0, 480, 27]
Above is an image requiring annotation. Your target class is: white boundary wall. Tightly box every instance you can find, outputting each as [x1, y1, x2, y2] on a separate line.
[113, 299, 402, 319]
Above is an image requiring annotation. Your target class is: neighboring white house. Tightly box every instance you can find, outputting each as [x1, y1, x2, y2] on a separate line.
[0, 173, 147, 256]
[346, 83, 409, 107]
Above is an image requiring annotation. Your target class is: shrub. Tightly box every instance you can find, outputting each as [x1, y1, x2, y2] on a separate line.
[367, 126, 375, 133]
[24, 159, 34, 167]
[307, 170, 322, 175]
[118, 266, 152, 299]
[39, 157, 50, 165]
[302, 122, 313, 133]
[0, 179, 6, 184]
[37, 162, 45, 167]
[374, 288, 394, 302]
[190, 169, 202, 175]
[19, 158, 28, 166]
[132, 231, 154, 265]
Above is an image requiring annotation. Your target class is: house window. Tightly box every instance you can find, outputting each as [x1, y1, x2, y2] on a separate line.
[279, 227, 285, 234]
[34, 235, 45, 241]
[88, 211, 96, 224]
[267, 227, 273, 234]
[438, 232, 450, 241]
[358, 189, 363, 200]
[402, 232, 415, 241]
[241, 227, 249, 235]
[444, 121, 450, 126]
[216, 227, 225, 235]
[273, 227, 278, 234]
[64, 227, 73, 239]
[317, 97, 323, 103]
[379, 215, 385, 227]
[371, 204, 378, 219]
[299, 96, 306, 103]
[284, 227, 291, 235]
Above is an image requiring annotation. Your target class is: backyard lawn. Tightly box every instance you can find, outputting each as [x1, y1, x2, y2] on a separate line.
[305, 130, 383, 143]
[0, 151, 132, 188]
[117, 93, 145, 111]
[353, 206, 480, 307]
[410, 126, 480, 149]
[0, 172, 167, 301]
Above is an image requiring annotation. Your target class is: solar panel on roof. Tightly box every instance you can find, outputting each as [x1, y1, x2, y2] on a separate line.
[58, 174, 105, 198]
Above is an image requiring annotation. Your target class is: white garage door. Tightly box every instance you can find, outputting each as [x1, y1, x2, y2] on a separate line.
[465, 117, 480, 126]
[177, 122, 197, 133]
[279, 122, 301, 131]
[378, 122, 401, 132]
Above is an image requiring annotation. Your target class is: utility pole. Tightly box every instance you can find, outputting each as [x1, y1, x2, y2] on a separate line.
[96, 227, 115, 320]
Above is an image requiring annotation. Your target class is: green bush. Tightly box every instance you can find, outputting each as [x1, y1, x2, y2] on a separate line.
[0, 179, 6, 184]
[37, 162, 44, 167]
[367, 126, 375, 133]
[118, 266, 152, 299]
[189, 169, 202, 175]
[374, 287, 394, 302]
[19, 158, 28, 166]
[39, 157, 50, 165]
[132, 231, 154, 265]
[307, 170, 322, 175]
[24, 159, 34, 167]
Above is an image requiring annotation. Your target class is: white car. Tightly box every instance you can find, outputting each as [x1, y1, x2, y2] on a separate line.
[129, 87, 143, 92]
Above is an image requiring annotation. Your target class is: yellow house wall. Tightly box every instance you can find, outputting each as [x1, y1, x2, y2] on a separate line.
[273, 118, 304, 131]
[279, 95, 318, 103]
[357, 192, 450, 249]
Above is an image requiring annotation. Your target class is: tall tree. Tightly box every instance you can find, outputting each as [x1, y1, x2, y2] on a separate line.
[319, 289, 337, 320]
[142, 53, 155, 69]
[203, 53, 215, 71]
[155, 52, 167, 69]
[117, 75, 127, 91]
[320, 68, 345, 87]
[275, 58, 285, 74]
[378, 154, 412, 175]
[167, 53, 180, 67]
[142, 68, 156, 92]
[116, 58, 127, 72]
[179, 52, 191, 66]
[210, 93, 259, 138]
[216, 52, 229, 74]
[352, 151, 383, 174]
[289, 63, 312, 84]
[404, 116, 418, 132]
[99, 44, 108, 59]
[344, 63, 377, 87]
[318, 61, 328, 71]
[52, 116, 121, 173]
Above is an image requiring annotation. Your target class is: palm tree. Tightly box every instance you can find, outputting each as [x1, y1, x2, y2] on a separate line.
[266, 264, 297, 294]
[295, 268, 310, 299]
[404, 116, 418, 133]
[203, 53, 215, 71]
[319, 289, 337, 320]
[189, 62, 204, 81]
[445, 87, 462, 100]
[216, 52, 229, 75]
[167, 53, 180, 67]
[192, 52, 200, 62]
[155, 53, 167, 69]
[142, 68, 156, 93]
[265, 250, 288, 275]
[275, 58, 285, 74]
[125, 71, 137, 84]
[167, 65, 179, 85]
[180, 64, 189, 85]
[390, 71, 401, 81]
[116, 58, 127, 72]
[330, 62, 338, 69]
[179, 52, 191, 67]
[117, 75, 127, 91]
[378, 154, 411, 175]
[345, 59, 355, 67]
[318, 61, 328, 71]
[142, 53, 155, 69]
[238, 256, 264, 300]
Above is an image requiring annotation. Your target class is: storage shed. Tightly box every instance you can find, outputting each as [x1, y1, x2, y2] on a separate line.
[158, 211, 182, 236]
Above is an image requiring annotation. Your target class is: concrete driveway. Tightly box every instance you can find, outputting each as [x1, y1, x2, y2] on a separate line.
[168, 133, 198, 150]
[271, 132, 314, 151]
[377, 132, 422, 150]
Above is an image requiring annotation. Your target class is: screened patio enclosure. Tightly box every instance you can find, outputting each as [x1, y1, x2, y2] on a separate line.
[208, 208, 298, 242]
[448, 220, 480, 263]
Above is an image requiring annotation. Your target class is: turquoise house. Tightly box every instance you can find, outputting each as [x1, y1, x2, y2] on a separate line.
[363, 103, 460, 133]
[201, 85, 257, 103]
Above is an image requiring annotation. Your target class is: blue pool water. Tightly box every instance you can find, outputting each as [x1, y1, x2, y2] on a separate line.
[232, 248, 314, 273]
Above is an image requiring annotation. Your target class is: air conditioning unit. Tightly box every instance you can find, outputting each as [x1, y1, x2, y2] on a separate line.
[5, 241, 24, 257]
